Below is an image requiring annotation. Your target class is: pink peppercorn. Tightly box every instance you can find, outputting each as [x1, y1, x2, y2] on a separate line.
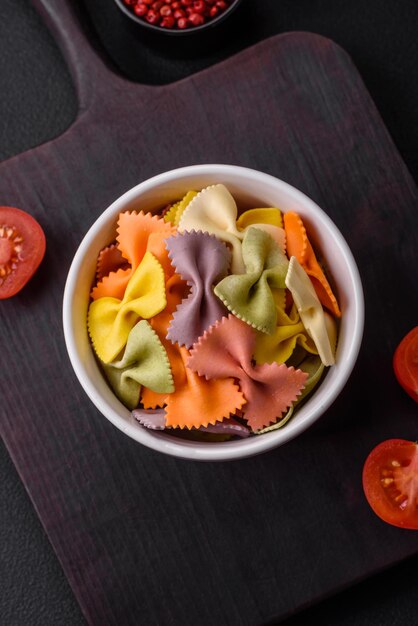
[177, 16, 189, 27]
[145, 8, 161, 23]
[193, 1, 206, 13]
[188, 11, 205, 25]
[126, 0, 233, 29]
[161, 15, 176, 26]
[134, 3, 148, 15]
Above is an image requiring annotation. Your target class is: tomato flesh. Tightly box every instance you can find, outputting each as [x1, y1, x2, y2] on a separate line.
[0, 206, 46, 299]
[393, 327, 418, 403]
[363, 439, 418, 530]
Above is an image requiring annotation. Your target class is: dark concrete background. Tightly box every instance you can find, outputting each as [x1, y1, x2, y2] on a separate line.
[1, 1, 417, 624]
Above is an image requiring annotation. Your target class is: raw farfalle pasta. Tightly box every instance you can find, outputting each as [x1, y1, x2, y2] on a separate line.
[214, 227, 289, 334]
[140, 272, 245, 428]
[256, 355, 324, 434]
[101, 320, 174, 410]
[165, 230, 230, 348]
[254, 301, 318, 365]
[188, 315, 308, 431]
[88, 252, 166, 363]
[132, 408, 166, 430]
[92, 211, 175, 300]
[285, 256, 336, 366]
[283, 211, 341, 317]
[163, 190, 198, 226]
[163, 345, 245, 429]
[87, 183, 341, 440]
[95, 244, 129, 282]
[236, 207, 283, 230]
[178, 184, 286, 273]
[132, 409, 250, 438]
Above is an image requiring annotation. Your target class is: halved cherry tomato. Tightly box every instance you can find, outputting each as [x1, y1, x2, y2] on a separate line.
[0, 206, 46, 299]
[362, 439, 418, 530]
[393, 327, 418, 403]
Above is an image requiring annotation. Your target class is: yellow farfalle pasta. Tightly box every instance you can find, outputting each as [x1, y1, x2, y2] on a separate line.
[88, 251, 166, 363]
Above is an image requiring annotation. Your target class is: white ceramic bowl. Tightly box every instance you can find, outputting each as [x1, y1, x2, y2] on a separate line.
[63, 164, 364, 461]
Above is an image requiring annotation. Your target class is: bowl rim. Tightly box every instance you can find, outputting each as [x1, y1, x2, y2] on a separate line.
[63, 164, 364, 462]
[113, 0, 242, 36]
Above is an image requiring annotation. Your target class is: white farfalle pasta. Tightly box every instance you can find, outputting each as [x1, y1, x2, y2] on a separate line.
[178, 184, 285, 274]
[285, 256, 336, 366]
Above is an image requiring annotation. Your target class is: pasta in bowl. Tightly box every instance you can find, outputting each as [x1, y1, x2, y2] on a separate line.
[63, 165, 364, 461]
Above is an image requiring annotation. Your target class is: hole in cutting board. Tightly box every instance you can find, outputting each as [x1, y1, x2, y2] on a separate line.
[81, 0, 418, 184]
[0, 0, 76, 162]
[82, 0, 255, 85]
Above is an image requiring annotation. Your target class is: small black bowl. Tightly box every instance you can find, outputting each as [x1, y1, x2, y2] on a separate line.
[113, 0, 243, 36]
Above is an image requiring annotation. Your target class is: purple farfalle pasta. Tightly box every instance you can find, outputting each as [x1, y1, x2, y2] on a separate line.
[132, 408, 166, 430]
[132, 407, 250, 439]
[165, 231, 231, 348]
[198, 417, 251, 438]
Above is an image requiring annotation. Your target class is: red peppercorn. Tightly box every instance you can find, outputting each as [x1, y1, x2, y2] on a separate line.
[177, 16, 189, 28]
[146, 9, 161, 23]
[125, 0, 232, 28]
[193, 1, 206, 13]
[134, 2, 148, 15]
[161, 15, 175, 26]
[188, 11, 205, 25]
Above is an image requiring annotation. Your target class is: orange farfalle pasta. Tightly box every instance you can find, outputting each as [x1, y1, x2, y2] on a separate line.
[283, 211, 341, 317]
[164, 346, 245, 429]
[141, 276, 244, 428]
[188, 315, 308, 431]
[95, 244, 129, 282]
[141, 274, 188, 409]
[91, 211, 175, 300]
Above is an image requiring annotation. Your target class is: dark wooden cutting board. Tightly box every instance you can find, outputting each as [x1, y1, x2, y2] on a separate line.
[1, 1, 417, 624]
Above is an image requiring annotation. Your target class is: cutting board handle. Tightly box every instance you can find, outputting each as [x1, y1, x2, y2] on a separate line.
[32, 0, 127, 111]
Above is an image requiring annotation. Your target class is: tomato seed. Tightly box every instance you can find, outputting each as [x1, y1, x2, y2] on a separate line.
[381, 477, 394, 486]
[0, 224, 22, 276]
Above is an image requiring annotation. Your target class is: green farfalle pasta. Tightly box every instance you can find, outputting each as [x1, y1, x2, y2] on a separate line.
[101, 320, 174, 409]
[214, 227, 289, 334]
